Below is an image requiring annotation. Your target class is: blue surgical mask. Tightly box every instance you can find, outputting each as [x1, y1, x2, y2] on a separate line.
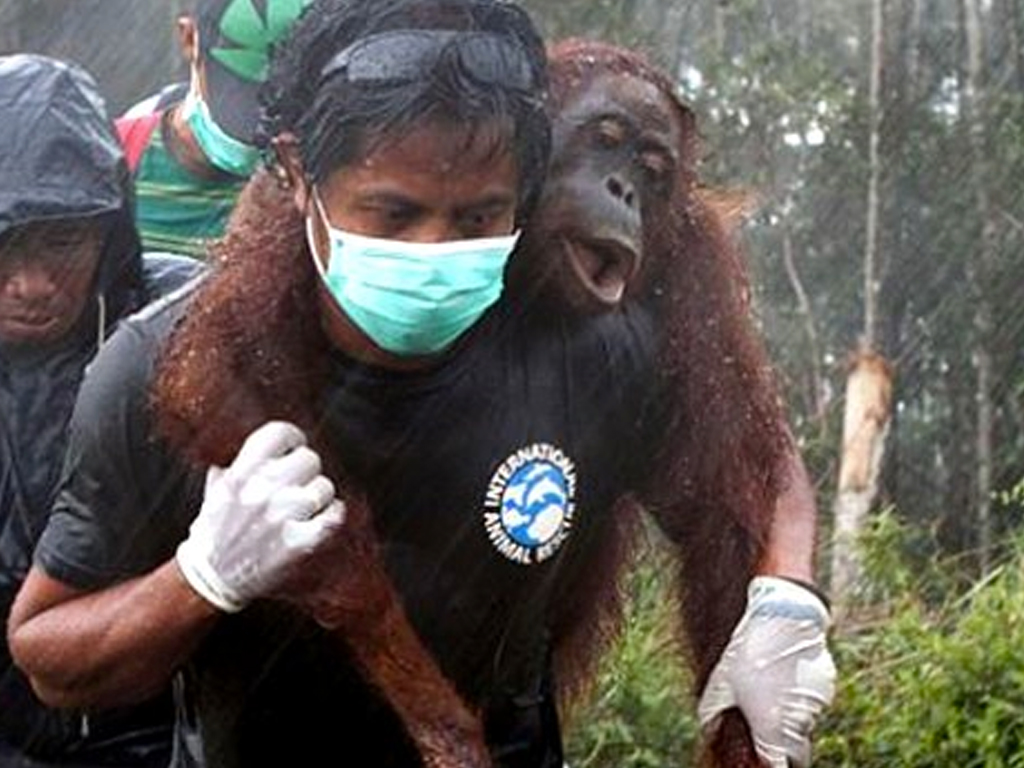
[306, 192, 518, 356]
[180, 73, 260, 177]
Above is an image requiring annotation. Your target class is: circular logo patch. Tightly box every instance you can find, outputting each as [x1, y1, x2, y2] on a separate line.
[483, 443, 577, 565]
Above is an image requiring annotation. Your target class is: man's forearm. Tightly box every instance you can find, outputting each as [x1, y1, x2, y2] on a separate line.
[756, 449, 819, 583]
[8, 559, 220, 709]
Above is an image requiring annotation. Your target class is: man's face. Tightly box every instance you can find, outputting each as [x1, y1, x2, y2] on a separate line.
[0, 219, 105, 346]
[309, 120, 520, 265]
[293, 119, 520, 367]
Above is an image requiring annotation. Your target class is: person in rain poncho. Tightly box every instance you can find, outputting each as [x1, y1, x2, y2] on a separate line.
[0, 54, 199, 768]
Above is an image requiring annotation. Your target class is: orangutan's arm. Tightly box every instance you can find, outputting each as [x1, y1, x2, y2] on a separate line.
[291, 493, 491, 768]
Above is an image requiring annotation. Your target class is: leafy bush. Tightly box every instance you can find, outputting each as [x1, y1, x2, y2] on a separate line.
[816, 510, 1024, 767]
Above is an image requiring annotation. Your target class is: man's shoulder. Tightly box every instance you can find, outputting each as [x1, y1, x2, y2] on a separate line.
[125, 271, 204, 339]
[94, 273, 203, 381]
[75, 278, 201, 421]
[142, 251, 207, 298]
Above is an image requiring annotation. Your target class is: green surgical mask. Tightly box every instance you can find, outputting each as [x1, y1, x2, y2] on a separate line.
[180, 77, 260, 177]
[306, 192, 518, 357]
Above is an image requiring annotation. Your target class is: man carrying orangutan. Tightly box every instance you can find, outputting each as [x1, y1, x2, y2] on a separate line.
[8, 1, 835, 766]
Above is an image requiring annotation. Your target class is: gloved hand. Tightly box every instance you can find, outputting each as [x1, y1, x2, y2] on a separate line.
[697, 576, 837, 768]
[176, 421, 346, 613]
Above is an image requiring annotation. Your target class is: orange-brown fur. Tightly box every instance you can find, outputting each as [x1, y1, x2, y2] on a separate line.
[540, 41, 794, 767]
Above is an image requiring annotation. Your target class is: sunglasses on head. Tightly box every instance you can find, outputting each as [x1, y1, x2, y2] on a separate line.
[320, 30, 537, 91]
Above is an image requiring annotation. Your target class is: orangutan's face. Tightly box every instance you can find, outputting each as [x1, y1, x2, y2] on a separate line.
[518, 70, 682, 312]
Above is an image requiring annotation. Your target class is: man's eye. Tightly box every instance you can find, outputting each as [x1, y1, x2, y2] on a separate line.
[383, 205, 415, 223]
[457, 211, 495, 237]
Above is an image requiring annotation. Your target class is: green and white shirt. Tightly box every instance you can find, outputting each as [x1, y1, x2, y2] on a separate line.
[132, 114, 245, 259]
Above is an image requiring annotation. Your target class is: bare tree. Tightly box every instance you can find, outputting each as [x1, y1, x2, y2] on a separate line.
[829, 0, 895, 620]
[781, 215, 828, 431]
[962, 0, 998, 572]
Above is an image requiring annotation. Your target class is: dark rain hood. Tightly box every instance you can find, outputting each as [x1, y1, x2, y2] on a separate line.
[0, 53, 144, 316]
[0, 54, 145, 645]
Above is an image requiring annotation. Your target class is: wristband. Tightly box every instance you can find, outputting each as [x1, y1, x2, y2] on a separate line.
[175, 539, 246, 613]
[772, 575, 831, 612]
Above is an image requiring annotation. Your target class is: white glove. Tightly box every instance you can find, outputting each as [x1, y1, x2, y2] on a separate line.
[697, 576, 836, 768]
[176, 421, 346, 613]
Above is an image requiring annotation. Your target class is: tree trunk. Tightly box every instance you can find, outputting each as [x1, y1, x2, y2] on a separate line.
[906, 0, 924, 98]
[1015, 0, 1024, 91]
[998, 0, 1023, 91]
[781, 221, 827, 431]
[830, 0, 890, 618]
[713, 0, 728, 56]
[830, 350, 894, 619]
[863, 0, 885, 349]
[795, 0, 811, 53]
[962, 0, 997, 573]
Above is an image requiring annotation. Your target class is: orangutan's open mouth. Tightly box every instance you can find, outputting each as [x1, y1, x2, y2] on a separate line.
[563, 236, 639, 306]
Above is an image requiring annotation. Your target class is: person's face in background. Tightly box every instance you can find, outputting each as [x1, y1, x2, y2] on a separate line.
[0, 218, 104, 346]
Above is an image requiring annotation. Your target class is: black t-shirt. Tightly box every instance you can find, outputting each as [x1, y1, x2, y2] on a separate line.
[35, 287, 661, 768]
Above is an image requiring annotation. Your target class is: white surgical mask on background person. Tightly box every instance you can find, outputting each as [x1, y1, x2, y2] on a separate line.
[180, 62, 261, 177]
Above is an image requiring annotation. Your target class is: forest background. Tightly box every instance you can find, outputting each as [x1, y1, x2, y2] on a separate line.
[2, 1, 1023, 765]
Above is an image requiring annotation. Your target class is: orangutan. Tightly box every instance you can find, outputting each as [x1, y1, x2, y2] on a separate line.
[510, 39, 803, 768]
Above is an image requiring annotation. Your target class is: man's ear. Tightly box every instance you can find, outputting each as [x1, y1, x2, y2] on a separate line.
[176, 16, 199, 64]
[272, 133, 311, 213]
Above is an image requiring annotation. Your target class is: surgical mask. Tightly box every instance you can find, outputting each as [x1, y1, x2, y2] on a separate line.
[180, 71, 260, 177]
[306, 193, 518, 356]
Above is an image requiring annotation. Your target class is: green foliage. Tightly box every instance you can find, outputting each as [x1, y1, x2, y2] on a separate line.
[563, 545, 699, 768]
[847, 507, 970, 609]
[564, 504, 1024, 768]
[817, 511, 1024, 767]
[997, 477, 1024, 509]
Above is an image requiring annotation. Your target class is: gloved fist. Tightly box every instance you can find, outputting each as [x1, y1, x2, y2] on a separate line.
[176, 421, 346, 613]
[697, 576, 836, 768]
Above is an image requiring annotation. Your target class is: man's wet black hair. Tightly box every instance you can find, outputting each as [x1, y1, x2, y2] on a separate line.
[259, 0, 551, 222]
